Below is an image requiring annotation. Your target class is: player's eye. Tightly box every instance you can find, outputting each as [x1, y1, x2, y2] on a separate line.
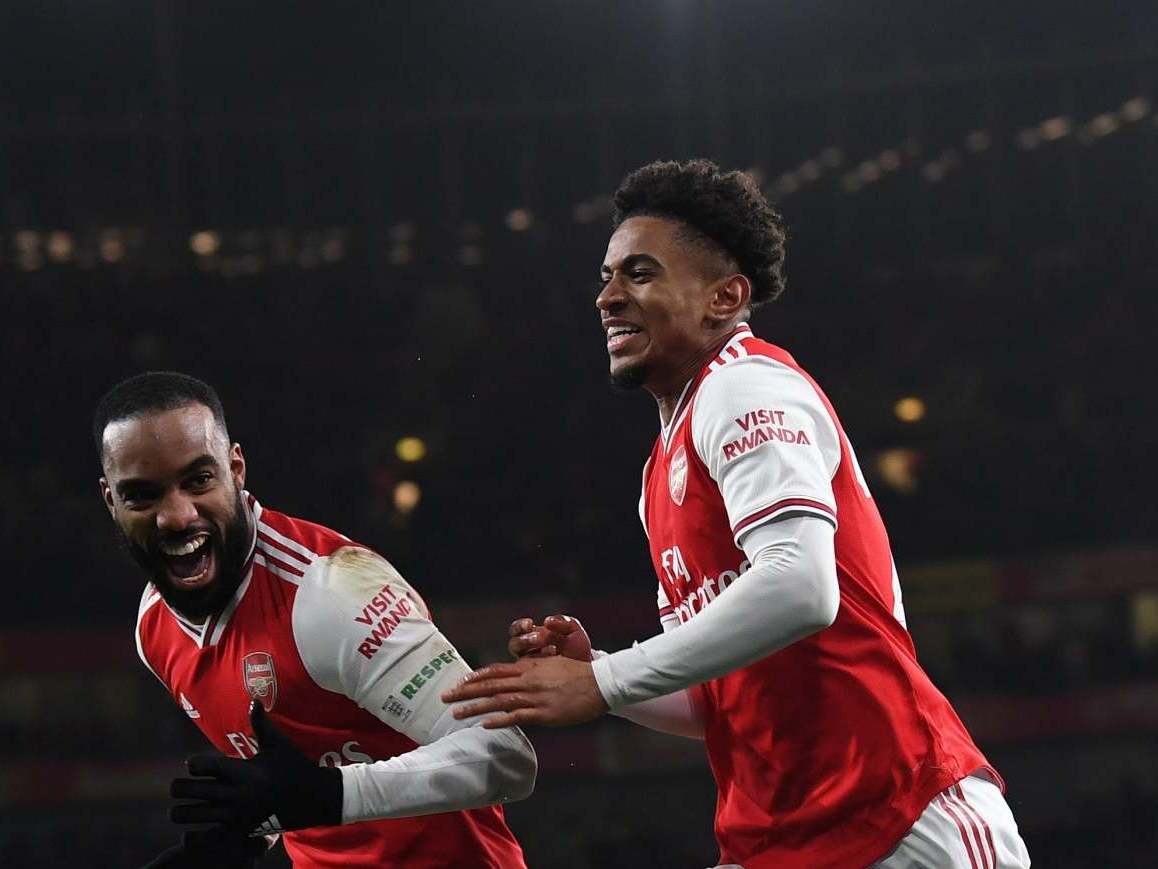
[629, 270, 653, 283]
[121, 489, 157, 508]
[187, 472, 214, 490]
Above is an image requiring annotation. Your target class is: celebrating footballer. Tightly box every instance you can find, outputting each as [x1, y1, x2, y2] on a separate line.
[443, 160, 1033, 869]
[95, 372, 535, 868]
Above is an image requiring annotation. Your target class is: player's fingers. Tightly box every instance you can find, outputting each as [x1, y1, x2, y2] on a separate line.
[543, 614, 579, 635]
[442, 674, 528, 703]
[449, 692, 532, 720]
[509, 628, 563, 657]
[170, 777, 237, 803]
[170, 802, 233, 825]
[508, 618, 536, 637]
[508, 632, 545, 657]
[472, 661, 527, 680]
[181, 827, 230, 847]
[481, 708, 541, 729]
[185, 753, 237, 779]
[528, 644, 558, 658]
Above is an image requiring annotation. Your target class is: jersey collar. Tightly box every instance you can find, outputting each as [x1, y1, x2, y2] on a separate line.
[659, 322, 753, 450]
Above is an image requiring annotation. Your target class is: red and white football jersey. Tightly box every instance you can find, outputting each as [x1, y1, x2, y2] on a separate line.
[135, 494, 526, 869]
[641, 324, 997, 869]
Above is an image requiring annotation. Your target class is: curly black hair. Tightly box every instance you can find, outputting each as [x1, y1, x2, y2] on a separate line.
[611, 159, 787, 306]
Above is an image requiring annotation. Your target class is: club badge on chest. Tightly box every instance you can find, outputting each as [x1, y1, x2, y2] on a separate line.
[669, 444, 688, 506]
[242, 651, 278, 713]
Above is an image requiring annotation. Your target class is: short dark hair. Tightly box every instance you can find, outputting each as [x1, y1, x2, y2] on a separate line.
[612, 158, 787, 306]
[93, 371, 228, 464]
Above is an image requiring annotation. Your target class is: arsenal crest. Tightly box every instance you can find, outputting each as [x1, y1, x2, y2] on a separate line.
[669, 445, 688, 506]
[242, 652, 278, 712]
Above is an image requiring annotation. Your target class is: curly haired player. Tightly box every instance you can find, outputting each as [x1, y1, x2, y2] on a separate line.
[444, 160, 1031, 869]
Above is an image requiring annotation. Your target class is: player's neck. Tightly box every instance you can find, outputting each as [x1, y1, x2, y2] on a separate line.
[649, 326, 739, 427]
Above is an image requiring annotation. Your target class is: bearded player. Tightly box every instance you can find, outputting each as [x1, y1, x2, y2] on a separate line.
[443, 160, 1031, 868]
[94, 372, 535, 868]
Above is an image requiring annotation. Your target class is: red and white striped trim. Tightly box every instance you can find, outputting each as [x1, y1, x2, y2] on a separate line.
[952, 783, 998, 868]
[660, 323, 754, 452]
[254, 546, 305, 584]
[934, 784, 998, 869]
[731, 497, 837, 539]
[252, 518, 318, 586]
[707, 324, 752, 372]
[935, 794, 981, 869]
[256, 521, 316, 565]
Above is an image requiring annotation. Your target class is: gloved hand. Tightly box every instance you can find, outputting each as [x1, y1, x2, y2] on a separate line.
[141, 828, 267, 868]
[170, 701, 343, 836]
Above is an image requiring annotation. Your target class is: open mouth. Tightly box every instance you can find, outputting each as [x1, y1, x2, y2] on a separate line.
[158, 532, 216, 589]
[606, 325, 645, 353]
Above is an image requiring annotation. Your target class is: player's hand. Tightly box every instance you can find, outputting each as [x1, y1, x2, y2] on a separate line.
[140, 828, 267, 868]
[170, 701, 342, 836]
[508, 614, 593, 661]
[441, 654, 608, 728]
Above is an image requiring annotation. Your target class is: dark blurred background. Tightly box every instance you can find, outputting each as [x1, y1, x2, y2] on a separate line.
[2, 1, 1156, 866]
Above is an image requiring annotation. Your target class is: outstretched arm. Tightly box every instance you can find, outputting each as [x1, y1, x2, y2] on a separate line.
[292, 547, 536, 824]
[592, 515, 836, 709]
[442, 515, 837, 727]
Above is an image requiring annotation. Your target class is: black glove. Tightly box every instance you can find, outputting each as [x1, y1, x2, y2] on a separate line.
[170, 701, 343, 836]
[141, 828, 267, 868]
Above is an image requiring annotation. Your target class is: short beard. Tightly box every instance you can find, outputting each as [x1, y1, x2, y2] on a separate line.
[117, 488, 252, 622]
[609, 364, 648, 392]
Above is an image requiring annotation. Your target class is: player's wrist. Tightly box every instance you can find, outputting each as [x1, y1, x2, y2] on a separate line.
[295, 763, 344, 828]
[589, 651, 626, 710]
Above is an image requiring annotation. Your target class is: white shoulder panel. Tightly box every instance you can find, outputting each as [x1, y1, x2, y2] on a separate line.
[291, 547, 473, 745]
[691, 356, 840, 544]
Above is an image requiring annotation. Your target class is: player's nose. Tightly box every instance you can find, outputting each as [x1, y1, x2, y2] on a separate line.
[595, 277, 626, 312]
[155, 490, 199, 532]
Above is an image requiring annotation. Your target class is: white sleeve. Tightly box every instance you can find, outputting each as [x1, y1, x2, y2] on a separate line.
[594, 584, 702, 737]
[591, 516, 839, 707]
[593, 650, 704, 739]
[691, 357, 841, 545]
[292, 546, 536, 823]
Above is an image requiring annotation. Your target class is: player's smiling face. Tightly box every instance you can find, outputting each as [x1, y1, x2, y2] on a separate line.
[99, 403, 251, 621]
[597, 215, 742, 397]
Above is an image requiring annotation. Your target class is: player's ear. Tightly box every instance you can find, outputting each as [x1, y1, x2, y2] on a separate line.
[708, 273, 750, 325]
[99, 477, 115, 518]
[229, 443, 246, 490]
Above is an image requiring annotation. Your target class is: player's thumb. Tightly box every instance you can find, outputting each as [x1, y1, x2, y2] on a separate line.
[249, 699, 277, 749]
[186, 751, 231, 778]
[249, 699, 296, 758]
[545, 614, 580, 635]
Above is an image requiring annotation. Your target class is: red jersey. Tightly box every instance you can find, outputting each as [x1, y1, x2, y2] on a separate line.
[641, 324, 996, 869]
[135, 495, 526, 869]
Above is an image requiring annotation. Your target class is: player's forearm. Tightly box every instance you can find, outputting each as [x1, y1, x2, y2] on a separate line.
[612, 689, 705, 738]
[339, 723, 536, 824]
[590, 650, 704, 738]
[592, 517, 838, 708]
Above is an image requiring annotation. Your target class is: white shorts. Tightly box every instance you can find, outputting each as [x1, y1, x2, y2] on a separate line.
[708, 774, 1030, 869]
[872, 773, 1031, 869]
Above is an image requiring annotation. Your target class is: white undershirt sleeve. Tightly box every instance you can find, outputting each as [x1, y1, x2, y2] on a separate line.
[292, 546, 537, 823]
[591, 516, 838, 708]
